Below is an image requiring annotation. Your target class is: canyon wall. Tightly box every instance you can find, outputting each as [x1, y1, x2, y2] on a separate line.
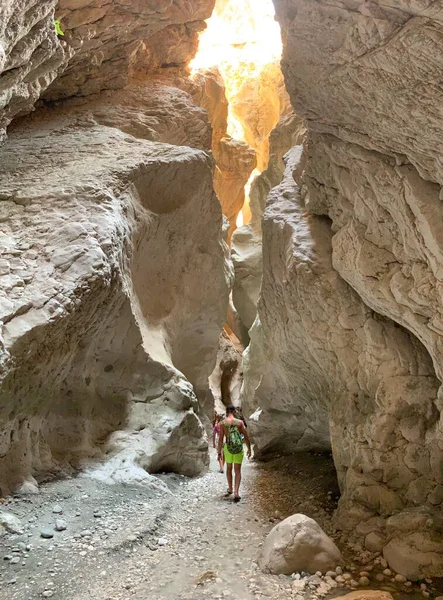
[0, 0, 233, 495]
[242, 0, 443, 580]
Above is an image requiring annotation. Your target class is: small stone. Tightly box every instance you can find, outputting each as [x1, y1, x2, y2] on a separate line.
[80, 529, 92, 537]
[375, 574, 385, 582]
[10, 556, 20, 564]
[394, 574, 406, 583]
[55, 520, 67, 532]
[42, 591, 54, 598]
[40, 528, 54, 539]
[359, 576, 370, 586]
[7, 577, 17, 585]
[383, 569, 392, 576]
[0, 512, 24, 534]
[158, 537, 168, 546]
[52, 505, 63, 514]
[336, 566, 343, 575]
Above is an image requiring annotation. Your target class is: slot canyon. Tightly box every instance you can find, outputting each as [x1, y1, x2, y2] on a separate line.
[0, 0, 442, 599]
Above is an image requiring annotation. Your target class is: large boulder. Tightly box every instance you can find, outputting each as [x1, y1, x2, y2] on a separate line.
[259, 514, 343, 575]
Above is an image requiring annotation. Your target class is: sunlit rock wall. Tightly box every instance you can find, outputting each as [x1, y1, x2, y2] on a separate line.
[242, 0, 443, 579]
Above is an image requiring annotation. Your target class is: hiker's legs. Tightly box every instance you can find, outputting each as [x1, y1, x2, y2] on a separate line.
[218, 453, 224, 472]
[226, 462, 233, 491]
[234, 463, 242, 497]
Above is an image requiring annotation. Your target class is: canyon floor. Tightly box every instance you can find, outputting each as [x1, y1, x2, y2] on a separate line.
[0, 451, 440, 600]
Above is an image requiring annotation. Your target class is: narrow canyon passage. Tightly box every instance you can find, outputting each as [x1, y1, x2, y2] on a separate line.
[1, 0, 443, 598]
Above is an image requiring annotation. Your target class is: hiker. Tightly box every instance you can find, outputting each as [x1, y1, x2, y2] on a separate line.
[217, 405, 251, 502]
[212, 415, 225, 473]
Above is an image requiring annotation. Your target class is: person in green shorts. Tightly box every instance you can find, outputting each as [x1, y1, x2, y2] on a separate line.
[217, 405, 251, 502]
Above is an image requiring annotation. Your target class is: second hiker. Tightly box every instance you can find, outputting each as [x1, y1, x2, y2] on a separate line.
[217, 405, 251, 502]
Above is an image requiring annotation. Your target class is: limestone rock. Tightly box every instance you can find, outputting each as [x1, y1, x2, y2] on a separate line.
[241, 145, 443, 573]
[45, 0, 215, 100]
[0, 512, 24, 535]
[232, 62, 291, 171]
[0, 0, 67, 142]
[0, 112, 229, 493]
[243, 0, 443, 580]
[231, 112, 305, 332]
[338, 593, 393, 600]
[208, 329, 243, 415]
[259, 513, 343, 575]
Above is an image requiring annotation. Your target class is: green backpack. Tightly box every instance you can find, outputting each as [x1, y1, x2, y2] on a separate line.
[224, 419, 243, 454]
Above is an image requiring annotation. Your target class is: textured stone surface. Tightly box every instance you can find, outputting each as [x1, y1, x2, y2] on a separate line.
[232, 62, 290, 172]
[208, 329, 243, 415]
[0, 1, 215, 142]
[231, 112, 305, 332]
[0, 110, 229, 493]
[259, 513, 343, 575]
[242, 0, 443, 580]
[0, 0, 67, 142]
[243, 145, 443, 578]
[46, 0, 215, 100]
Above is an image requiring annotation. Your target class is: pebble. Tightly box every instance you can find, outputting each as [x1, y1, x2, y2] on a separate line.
[383, 569, 392, 576]
[80, 529, 92, 537]
[158, 537, 168, 546]
[40, 528, 54, 539]
[42, 591, 54, 598]
[52, 505, 63, 514]
[394, 574, 406, 583]
[55, 519, 67, 531]
[359, 576, 370, 586]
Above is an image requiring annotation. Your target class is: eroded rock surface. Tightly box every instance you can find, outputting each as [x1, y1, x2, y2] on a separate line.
[231, 112, 305, 333]
[0, 0, 234, 496]
[0, 0, 67, 141]
[242, 0, 443, 580]
[0, 95, 229, 494]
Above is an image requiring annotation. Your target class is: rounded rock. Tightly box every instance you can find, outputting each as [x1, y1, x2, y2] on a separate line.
[40, 528, 54, 539]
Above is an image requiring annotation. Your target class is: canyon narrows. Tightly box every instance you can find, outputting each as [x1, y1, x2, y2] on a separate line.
[0, 0, 443, 595]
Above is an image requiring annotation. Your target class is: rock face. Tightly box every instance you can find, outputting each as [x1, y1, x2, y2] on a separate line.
[46, 0, 215, 100]
[259, 514, 343, 575]
[0, 1, 231, 494]
[208, 329, 243, 415]
[242, 0, 443, 580]
[0, 0, 67, 142]
[231, 112, 305, 333]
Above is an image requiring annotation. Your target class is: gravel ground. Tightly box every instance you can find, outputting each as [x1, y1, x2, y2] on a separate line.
[0, 450, 441, 599]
